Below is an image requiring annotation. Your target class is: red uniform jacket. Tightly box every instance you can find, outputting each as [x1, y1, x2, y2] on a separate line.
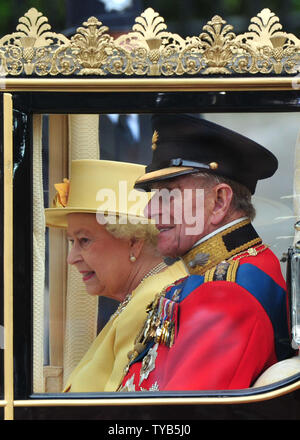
[120, 247, 293, 391]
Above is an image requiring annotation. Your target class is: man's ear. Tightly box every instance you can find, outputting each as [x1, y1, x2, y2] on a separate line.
[210, 183, 233, 226]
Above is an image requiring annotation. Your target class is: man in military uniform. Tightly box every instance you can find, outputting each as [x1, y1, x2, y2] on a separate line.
[119, 114, 294, 391]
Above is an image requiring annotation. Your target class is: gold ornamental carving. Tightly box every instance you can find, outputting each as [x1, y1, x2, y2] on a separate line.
[235, 9, 300, 74]
[0, 8, 69, 75]
[70, 17, 124, 75]
[0, 7, 299, 77]
[199, 15, 237, 74]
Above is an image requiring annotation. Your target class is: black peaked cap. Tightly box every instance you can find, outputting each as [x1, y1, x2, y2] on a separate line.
[134, 114, 278, 194]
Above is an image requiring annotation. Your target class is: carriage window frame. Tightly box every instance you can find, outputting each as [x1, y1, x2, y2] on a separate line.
[1, 6, 300, 420]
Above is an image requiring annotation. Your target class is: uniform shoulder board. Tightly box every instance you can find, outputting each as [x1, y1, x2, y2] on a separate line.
[204, 259, 240, 283]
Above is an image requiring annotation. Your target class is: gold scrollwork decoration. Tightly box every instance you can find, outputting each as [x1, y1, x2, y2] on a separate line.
[115, 7, 185, 76]
[199, 15, 237, 74]
[70, 16, 129, 75]
[0, 6, 299, 77]
[0, 8, 69, 76]
[235, 8, 300, 74]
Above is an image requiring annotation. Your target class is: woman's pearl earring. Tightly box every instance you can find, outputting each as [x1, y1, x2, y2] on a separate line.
[129, 254, 136, 263]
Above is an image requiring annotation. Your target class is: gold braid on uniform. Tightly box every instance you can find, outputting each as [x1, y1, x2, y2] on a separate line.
[182, 218, 264, 277]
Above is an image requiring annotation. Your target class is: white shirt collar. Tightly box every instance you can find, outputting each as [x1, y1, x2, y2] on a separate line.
[191, 217, 249, 248]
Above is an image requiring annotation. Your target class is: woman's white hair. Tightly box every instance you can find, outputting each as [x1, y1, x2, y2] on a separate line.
[105, 218, 158, 247]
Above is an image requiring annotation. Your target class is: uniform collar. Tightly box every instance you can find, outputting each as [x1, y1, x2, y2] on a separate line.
[182, 218, 262, 276]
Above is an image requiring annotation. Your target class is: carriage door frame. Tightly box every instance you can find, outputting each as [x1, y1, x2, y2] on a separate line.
[3, 92, 14, 420]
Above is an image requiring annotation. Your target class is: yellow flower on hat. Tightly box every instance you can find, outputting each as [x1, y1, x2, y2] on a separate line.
[53, 178, 70, 208]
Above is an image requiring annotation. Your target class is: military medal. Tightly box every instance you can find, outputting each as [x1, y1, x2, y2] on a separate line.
[139, 343, 159, 385]
[152, 295, 178, 348]
[171, 287, 182, 302]
[126, 282, 181, 388]
[120, 374, 136, 392]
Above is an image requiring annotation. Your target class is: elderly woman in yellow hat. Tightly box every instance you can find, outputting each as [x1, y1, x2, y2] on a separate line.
[45, 159, 186, 392]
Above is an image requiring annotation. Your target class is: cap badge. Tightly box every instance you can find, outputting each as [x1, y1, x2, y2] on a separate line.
[209, 162, 218, 170]
[152, 130, 159, 151]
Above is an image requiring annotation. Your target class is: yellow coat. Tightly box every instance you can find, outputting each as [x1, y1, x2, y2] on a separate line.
[63, 261, 187, 392]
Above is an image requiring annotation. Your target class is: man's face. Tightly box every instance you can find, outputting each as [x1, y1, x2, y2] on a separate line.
[144, 174, 215, 257]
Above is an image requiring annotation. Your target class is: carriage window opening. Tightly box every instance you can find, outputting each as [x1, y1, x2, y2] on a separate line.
[34, 112, 299, 394]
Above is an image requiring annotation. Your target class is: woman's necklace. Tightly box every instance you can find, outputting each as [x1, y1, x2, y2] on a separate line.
[109, 261, 168, 322]
[140, 261, 167, 284]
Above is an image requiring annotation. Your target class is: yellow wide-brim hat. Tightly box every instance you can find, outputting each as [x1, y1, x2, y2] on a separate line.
[45, 160, 149, 228]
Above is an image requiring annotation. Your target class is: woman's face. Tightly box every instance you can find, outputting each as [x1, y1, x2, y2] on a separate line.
[66, 213, 132, 301]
